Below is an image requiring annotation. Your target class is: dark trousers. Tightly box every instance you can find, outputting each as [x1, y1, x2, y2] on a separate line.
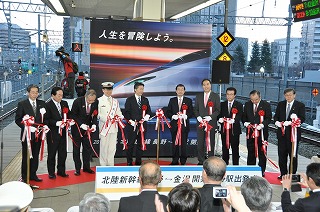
[21, 138, 41, 181]
[171, 129, 188, 164]
[221, 133, 240, 165]
[67, 77, 75, 98]
[278, 135, 298, 175]
[73, 136, 92, 171]
[47, 137, 67, 175]
[197, 128, 215, 163]
[126, 128, 143, 164]
[246, 137, 266, 174]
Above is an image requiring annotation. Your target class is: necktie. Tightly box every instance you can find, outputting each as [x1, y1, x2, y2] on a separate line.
[86, 104, 91, 114]
[57, 103, 61, 116]
[138, 97, 141, 109]
[286, 103, 291, 119]
[254, 104, 258, 115]
[178, 98, 182, 111]
[204, 93, 209, 107]
[228, 102, 231, 114]
[32, 101, 36, 115]
[108, 97, 112, 105]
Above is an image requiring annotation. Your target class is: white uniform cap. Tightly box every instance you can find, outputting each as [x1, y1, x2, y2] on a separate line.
[0, 181, 33, 209]
[101, 82, 114, 88]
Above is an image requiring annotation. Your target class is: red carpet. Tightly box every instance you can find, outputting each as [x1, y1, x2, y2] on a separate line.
[32, 163, 282, 190]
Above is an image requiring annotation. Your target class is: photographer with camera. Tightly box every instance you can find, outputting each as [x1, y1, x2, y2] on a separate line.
[56, 46, 77, 99]
[281, 163, 320, 212]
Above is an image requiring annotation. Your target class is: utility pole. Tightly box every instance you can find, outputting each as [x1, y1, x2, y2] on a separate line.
[283, 4, 293, 88]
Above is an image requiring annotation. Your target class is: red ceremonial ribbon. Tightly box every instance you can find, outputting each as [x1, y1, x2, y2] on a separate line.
[138, 119, 146, 151]
[155, 108, 171, 132]
[246, 124, 260, 158]
[21, 115, 35, 158]
[86, 127, 99, 158]
[223, 118, 232, 149]
[175, 112, 183, 146]
[198, 120, 213, 152]
[113, 115, 127, 150]
[291, 116, 301, 157]
[39, 125, 49, 161]
[63, 107, 68, 122]
[207, 101, 214, 115]
[261, 140, 279, 169]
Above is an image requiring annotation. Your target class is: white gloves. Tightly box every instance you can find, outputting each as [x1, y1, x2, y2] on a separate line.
[80, 124, 88, 130]
[197, 116, 202, 122]
[218, 118, 224, 123]
[244, 122, 250, 127]
[70, 119, 75, 126]
[259, 123, 264, 129]
[182, 114, 188, 119]
[256, 125, 262, 130]
[30, 126, 37, 132]
[283, 121, 292, 126]
[228, 119, 235, 124]
[275, 121, 282, 127]
[129, 120, 135, 126]
[119, 115, 124, 119]
[144, 114, 150, 121]
[172, 115, 178, 120]
[91, 124, 96, 132]
[204, 116, 212, 122]
[56, 121, 62, 127]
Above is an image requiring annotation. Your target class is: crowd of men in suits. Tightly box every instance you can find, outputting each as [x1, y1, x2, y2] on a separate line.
[15, 79, 306, 182]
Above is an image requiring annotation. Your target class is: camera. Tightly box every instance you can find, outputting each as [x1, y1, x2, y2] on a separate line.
[292, 174, 301, 183]
[213, 187, 229, 198]
[55, 46, 66, 57]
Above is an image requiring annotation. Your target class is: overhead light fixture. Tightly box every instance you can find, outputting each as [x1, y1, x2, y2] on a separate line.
[47, 0, 65, 13]
[170, 0, 223, 19]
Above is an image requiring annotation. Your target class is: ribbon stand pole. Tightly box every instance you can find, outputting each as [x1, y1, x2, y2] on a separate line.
[156, 118, 160, 163]
[290, 143, 294, 174]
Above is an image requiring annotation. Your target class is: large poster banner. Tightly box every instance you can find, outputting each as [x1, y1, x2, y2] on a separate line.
[90, 20, 212, 157]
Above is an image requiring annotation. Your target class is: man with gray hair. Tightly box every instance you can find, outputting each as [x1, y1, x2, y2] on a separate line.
[241, 176, 273, 211]
[199, 156, 226, 212]
[70, 89, 98, 176]
[79, 192, 110, 212]
[118, 161, 168, 212]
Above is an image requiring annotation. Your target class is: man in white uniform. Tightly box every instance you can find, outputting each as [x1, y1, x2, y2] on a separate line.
[98, 82, 123, 166]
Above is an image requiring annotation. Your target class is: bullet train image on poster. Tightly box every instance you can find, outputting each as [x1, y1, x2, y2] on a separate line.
[112, 49, 211, 112]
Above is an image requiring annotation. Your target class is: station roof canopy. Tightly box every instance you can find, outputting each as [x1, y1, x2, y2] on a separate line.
[41, 0, 221, 20]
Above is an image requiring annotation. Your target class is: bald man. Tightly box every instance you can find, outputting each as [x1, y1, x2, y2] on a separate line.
[118, 161, 168, 212]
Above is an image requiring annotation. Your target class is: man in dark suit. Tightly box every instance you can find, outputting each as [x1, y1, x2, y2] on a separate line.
[274, 88, 305, 179]
[70, 89, 98, 176]
[194, 79, 220, 165]
[166, 84, 193, 165]
[199, 156, 226, 212]
[242, 90, 272, 176]
[45, 87, 70, 179]
[124, 82, 152, 166]
[15, 84, 46, 183]
[281, 163, 320, 212]
[118, 161, 168, 212]
[218, 87, 243, 165]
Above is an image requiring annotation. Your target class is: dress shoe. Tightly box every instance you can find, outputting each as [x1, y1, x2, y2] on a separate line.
[277, 175, 283, 180]
[83, 169, 95, 174]
[30, 176, 43, 182]
[262, 173, 265, 177]
[197, 162, 203, 165]
[74, 170, 81, 176]
[180, 162, 186, 165]
[135, 161, 142, 166]
[127, 162, 133, 166]
[169, 162, 179, 165]
[49, 174, 56, 179]
[57, 172, 69, 177]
